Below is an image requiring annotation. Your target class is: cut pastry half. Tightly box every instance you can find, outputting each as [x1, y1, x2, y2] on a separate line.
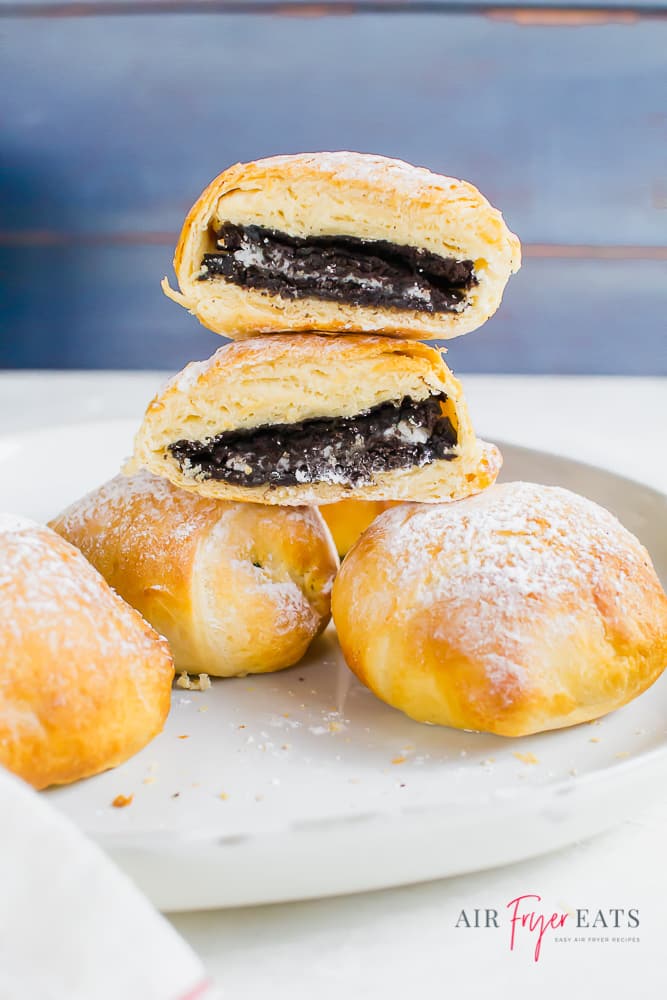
[162, 152, 521, 340]
[131, 335, 502, 506]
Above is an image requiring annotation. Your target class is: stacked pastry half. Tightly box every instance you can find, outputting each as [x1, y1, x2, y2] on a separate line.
[4, 153, 665, 792]
[144, 152, 517, 514]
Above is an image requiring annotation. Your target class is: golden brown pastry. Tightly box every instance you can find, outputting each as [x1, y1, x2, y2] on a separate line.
[0, 513, 174, 789]
[131, 334, 501, 506]
[162, 151, 520, 340]
[50, 471, 339, 677]
[321, 500, 398, 558]
[332, 482, 667, 737]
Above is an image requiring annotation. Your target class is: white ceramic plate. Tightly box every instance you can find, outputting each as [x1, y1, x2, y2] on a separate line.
[2, 420, 667, 911]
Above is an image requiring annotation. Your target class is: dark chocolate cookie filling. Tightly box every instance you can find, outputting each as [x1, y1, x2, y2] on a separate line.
[169, 394, 457, 489]
[198, 223, 477, 314]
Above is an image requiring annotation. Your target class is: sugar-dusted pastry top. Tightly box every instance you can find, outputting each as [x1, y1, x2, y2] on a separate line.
[364, 482, 659, 640]
[51, 471, 339, 677]
[0, 517, 174, 788]
[332, 482, 667, 737]
[162, 151, 520, 340]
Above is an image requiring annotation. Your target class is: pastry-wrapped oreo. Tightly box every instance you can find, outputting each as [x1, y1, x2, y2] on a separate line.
[50, 471, 338, 677]
[0, 514, 173, 789]
[332, 483, 667, 737]
[131, 335, 501, 506]
[162, 152, 520, 340]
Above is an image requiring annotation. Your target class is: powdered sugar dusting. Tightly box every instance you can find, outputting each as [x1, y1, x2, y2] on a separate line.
[0, 525, 170, 706]
[258, 151, 472, 201]
[0, 513, 38, 535]
[361, 482, 656, 701]
[52, 469, 216, 565]
[166, 355, 218, 393]
[229, 556, 319, 637]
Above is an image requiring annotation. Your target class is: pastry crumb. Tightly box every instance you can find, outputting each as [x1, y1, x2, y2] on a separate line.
[219, 792, 229, 801]
[177, 734, 190, 740]
[513, 752, 539, 765]
[391, 755, 406, 765]
[142, 776, 156, 785]
[176, 671, 211, 691]
[112, 794, 133, 808]
[589, 737, 600, 744]
[329, 721, 342, 733]
[615, 751, 630, 759]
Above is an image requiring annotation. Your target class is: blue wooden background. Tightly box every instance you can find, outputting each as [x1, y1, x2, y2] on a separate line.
[1, 1, 666, 373]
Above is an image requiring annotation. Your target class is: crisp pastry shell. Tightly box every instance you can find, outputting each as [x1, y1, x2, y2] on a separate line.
[131, 334, 502, 506]
[50, 471, 339, 678]
[331, 482, 667, 737]
[0, 516, 174, 789]
[162, 151, 521, 340]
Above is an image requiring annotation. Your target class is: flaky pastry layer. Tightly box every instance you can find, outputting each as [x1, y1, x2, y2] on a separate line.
[162, 151, 521, 340]
[131, 335, 501, 505]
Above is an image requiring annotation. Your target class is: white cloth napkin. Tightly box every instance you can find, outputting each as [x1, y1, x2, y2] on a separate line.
[0, 767, 219, 1000]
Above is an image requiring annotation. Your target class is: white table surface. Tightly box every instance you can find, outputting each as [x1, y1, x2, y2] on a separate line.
[2, 372, 666, 998]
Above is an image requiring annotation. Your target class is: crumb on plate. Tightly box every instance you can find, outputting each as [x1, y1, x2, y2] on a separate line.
[176, 671, 211, 691]
[112, 794, 133, 808]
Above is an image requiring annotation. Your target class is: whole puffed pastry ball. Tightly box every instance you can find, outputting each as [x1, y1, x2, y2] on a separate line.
[51, 472, 340, 677]
[0, 514, 174, 789]
[332, 483, 667, 737]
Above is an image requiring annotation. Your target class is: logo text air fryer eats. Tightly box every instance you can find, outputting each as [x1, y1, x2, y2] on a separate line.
[455, 895, 640, 961]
